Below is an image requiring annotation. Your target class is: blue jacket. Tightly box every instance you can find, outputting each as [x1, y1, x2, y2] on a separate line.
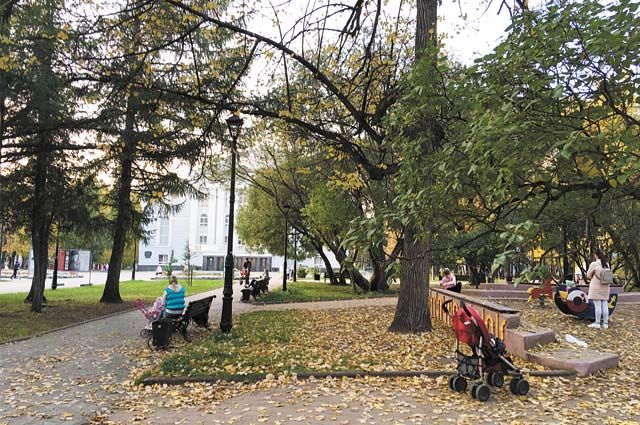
[165, 285, 185, 313]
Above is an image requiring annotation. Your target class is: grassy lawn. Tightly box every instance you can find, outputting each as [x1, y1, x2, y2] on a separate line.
[0, 279, 222, 343]
[152, 306, 453, 381]
[256, 280, 398, 304]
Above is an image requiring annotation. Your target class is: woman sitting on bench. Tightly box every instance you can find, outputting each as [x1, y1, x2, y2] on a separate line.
[162, 276, 186, 319]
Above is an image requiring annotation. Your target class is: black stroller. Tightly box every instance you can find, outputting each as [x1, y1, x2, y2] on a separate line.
[443, 300, 529, 402]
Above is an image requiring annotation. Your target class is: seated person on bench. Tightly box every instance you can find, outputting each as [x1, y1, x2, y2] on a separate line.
[162, 276, 186, 319]
[439, 268, 461, 293]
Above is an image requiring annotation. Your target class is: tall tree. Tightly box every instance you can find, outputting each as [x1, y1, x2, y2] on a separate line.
[0, 0, 89, 312]
[387, 0, 439, 332]
[76, 0, 244, 302]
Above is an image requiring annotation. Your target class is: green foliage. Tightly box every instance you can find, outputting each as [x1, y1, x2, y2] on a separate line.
[385, 0, 640, 283]
[236, 184, 289, 256]
[296, 266, 309, 278]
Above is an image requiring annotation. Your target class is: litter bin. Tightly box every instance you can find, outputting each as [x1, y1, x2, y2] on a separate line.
[151, 318, 173, 349]
[241, 287, 252, 302]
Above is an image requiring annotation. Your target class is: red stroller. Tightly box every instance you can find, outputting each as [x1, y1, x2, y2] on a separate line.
[443, 300, 529, 402]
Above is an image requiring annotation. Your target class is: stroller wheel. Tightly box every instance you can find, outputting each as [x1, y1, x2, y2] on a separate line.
[452, 376, 467, 392]
[470, 382, 479, 399]
[474, 383, 491, 402]
[488, 371, 505, 388]
[448, 375, 456, 391]
[509, 378, 530, 396]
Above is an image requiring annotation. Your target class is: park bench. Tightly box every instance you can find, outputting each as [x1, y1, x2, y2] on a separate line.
[149, 295, 215, 349]
[240, 277, 270, 302]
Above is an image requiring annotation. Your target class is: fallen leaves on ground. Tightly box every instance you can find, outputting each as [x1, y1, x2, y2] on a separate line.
[2, 303, 639, 424]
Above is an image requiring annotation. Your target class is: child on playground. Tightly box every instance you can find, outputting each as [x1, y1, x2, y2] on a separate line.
[439, 268, 461, 293]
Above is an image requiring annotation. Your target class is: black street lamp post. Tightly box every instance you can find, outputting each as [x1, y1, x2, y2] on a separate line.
[293, 229, 297, 282]
[220, 114, 243, 334]
[282, 204, 290, 291]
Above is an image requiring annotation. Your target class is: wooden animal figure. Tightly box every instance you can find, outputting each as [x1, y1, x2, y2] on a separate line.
[554, 284, 618, 320]
[527, 277, 554, 303]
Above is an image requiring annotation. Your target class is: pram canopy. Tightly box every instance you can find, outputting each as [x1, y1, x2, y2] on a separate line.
[452, 304, 491, 349]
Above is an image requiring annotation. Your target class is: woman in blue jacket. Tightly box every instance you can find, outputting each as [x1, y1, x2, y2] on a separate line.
[162, 276, 185, 318]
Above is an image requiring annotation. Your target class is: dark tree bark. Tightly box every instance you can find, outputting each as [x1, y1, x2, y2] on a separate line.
[28, 150, 51, 312]
[309, 238, 339, 285]
[389, 227, 431, 332]
[51, 234, 59, 290]
[26, 21, 57, 312]
[101, 95, 137, 303]
[389, 0, 438, 332]
[334, 246, 370, 291]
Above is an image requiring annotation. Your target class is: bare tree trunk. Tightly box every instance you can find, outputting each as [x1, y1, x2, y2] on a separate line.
[26, 21, 56, 312]
[101, 96, 136, 303]
[310, 239, 339, 285]
[28, 140, 51, 312]
[334, 246, 370, 291]
[389, 0, 438, 332]
[389, 227, 431, 332]
[369, 246, 390, 291]
[51, 233, 59, 290]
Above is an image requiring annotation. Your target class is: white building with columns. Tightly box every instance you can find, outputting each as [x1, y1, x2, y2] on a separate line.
[137, 183, 340, 274]
[137, 183, 273, 272]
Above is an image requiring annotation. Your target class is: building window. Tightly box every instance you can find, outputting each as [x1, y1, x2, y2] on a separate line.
[224, 214, 229, 226]
[199, 214, 208, 244]
[199, 197, 208, 207]
[159, 254, 168, 264]
[238, 239, 242, 245]
[158, 218, 169, 246]
[144, 251, 152, 259]
[224, 235, 228, 243]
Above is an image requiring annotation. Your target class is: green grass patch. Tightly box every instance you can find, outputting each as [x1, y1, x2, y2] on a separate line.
[156, 310, 306, 379]
[0, 279, 222, 343]
[257, 281, 398, 304]
[151, 306, 455, 380]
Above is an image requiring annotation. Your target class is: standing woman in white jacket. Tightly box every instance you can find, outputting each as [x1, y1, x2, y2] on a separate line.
[586, 250, 610, 329]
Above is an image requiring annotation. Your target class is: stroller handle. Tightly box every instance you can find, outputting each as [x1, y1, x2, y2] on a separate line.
[442, 299, 472, 318]
[442, 300, 453, 315]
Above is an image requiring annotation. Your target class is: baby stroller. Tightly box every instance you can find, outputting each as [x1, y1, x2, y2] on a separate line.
[135, 297, 164, 338]
[443, 300, 529, 402]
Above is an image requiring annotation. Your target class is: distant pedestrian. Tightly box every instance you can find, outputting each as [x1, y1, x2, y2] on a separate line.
[587, 250, 611, 329]
[439, 268, 461, 293]
[242, 259, 251, 285]
[11, 260, 20, 279]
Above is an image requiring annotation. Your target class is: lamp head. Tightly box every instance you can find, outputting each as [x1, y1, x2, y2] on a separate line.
[226, 114, 244, 140]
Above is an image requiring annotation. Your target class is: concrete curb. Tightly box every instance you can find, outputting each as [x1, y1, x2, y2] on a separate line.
[140, 369, 576, 386]
[251, 294, 398, 306]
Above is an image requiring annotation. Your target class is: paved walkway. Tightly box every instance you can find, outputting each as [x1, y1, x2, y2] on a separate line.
[0, 271, 158, 294]
[0, 277, 292, 425]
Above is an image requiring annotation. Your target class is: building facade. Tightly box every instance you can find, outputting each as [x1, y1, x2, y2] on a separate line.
[137, 184, 273, 272]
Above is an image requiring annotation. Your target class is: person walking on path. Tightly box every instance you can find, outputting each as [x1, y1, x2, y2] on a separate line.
[586, 250, 610, 329]
[242, 259, 251, 285]
[162, 276, 185, 318]
[439, 268, 461, 293]
[11, 260, 20, 279]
